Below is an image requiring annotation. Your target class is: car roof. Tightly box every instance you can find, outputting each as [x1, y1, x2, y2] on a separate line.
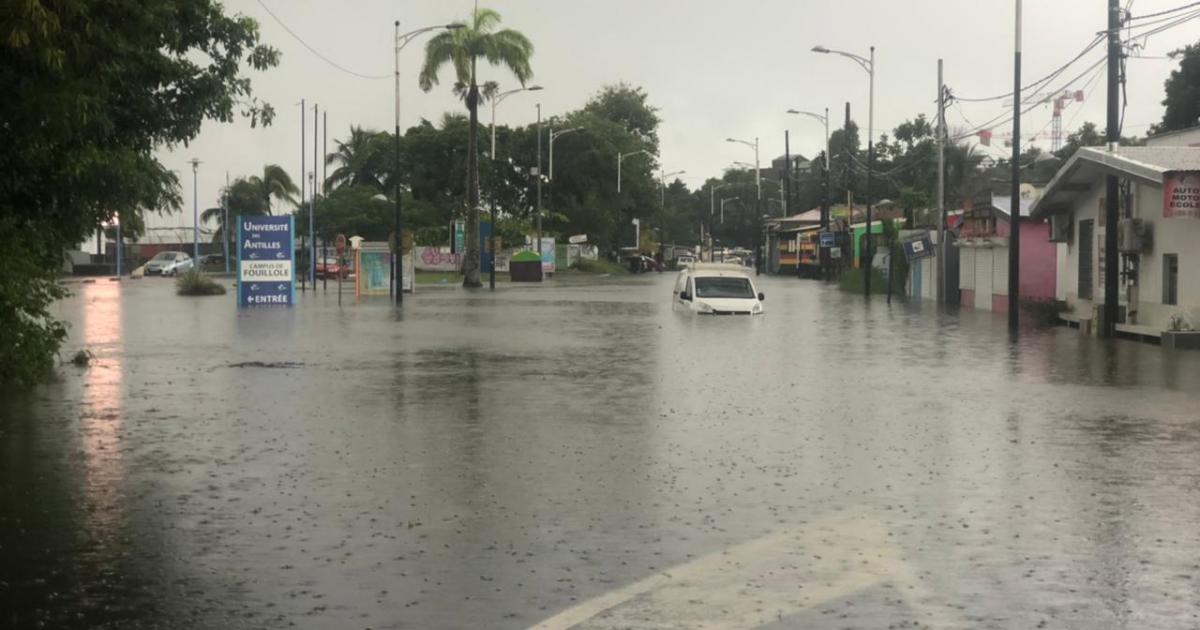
[681, 263, 753, 278]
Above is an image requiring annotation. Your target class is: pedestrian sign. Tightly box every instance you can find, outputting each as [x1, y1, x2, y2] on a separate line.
[819, 231, 835, 248]
[237, 215, 294, 307]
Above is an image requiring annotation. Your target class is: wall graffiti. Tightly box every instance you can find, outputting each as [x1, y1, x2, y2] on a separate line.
[416, 247, 463, 271]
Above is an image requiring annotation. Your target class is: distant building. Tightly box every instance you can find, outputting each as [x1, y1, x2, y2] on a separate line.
[955, 186, 1057, 312]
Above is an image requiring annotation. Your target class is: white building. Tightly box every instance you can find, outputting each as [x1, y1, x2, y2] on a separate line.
[1031, 130, 1200, 338]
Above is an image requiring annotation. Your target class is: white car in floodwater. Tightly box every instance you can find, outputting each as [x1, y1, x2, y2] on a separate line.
[673, 263, 765, 315]
[143, 251, 194, 276]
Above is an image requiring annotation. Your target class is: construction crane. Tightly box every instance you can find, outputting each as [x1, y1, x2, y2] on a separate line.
[978, 89, 1085, 152]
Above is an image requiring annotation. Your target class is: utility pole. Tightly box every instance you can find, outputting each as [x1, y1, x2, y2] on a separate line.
[300, 99, 306, 293]
[820, 107, 830, 282]
[312, 103, 318, 288]
[224, 171, 230, 275]
[1103, 0, 1121, 337]
[843, 102, 852, 282]
[937, 59, 946, 306]
[536, 103, 542, 253]
[1008, 0, 1022, 333]
[784, 130, 792, 218]
[393, 21, 402, 303]
[864, 46, 875, 297]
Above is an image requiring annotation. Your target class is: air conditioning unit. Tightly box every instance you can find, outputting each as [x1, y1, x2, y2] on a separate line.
[1050, 214, 1073, 243]
[1117, 218, 1152, 253]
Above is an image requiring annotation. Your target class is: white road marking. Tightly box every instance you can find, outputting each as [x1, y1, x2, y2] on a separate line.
[531, 510, 963, 629]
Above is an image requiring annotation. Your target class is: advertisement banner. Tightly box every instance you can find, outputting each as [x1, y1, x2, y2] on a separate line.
[539, 237, 556, 273]
[1164, 170, 1200, 218]
[357, 244, 392, 296]
[237, 215, 294, 307]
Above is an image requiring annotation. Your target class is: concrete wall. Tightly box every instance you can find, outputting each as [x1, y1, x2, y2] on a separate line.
[953, 222, 1054, 313]
[1019, 221, 1057, 300]
[1056, 179, 1200, 330]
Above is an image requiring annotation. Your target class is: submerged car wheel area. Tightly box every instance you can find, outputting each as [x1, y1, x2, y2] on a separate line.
[673, 263, 765, 315]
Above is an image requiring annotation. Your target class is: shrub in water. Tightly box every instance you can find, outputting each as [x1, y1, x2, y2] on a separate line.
[176, 269, 227, 296]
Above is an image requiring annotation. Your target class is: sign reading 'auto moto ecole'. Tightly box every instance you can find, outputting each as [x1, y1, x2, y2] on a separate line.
[1164, 170, 1200, 219]
[237, 215, 295, 307]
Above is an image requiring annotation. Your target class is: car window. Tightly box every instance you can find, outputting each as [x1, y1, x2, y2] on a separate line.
[152, 252, 174, 261]
[674, 272, 688, 294]
[694, 276, 755, 299]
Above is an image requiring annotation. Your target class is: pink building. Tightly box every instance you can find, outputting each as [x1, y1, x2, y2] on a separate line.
[957, 193, 1057, 312]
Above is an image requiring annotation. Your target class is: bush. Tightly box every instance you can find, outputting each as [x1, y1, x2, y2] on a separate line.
[569, 258, 628, 274]
[837, 267, 887, 294]
[1020, 298, 1070, 327]
[176, 269, 227, 296]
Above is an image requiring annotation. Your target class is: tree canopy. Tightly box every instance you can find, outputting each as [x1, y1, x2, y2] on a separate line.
[0, 0, 278, 384]
[1152, 42, 1200, 135]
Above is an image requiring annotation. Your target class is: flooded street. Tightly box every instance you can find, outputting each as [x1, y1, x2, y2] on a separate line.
[3, 275, 1200, 629]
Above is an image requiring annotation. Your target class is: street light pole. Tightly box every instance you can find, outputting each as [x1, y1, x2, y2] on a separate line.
[1009, 1, 1023, 333]
[392, 20, 464, 304]
[813, 44, 874, 295]
[726, 137, 761, 273]
[491, 85, 543, 160]
[617, 149, 650, 194]
[709, 182, 729, 262]
[789, 107, 832, 281]
[190, 158, 200, 262]
[659, 169, 685, 258]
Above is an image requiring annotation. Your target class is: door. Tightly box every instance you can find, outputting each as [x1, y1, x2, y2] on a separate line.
[1078, 219, 1093, 300]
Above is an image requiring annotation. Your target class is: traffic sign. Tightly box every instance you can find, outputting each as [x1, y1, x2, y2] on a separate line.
[335, 233, 346, 255]
[237, 215, 294, 307]
[819, 231, 835, 248]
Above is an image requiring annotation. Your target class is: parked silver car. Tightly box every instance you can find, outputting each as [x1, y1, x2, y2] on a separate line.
[144, 251, 194, 276]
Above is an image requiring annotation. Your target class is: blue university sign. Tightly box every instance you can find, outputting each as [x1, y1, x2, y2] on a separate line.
[237, 215, 295, 307]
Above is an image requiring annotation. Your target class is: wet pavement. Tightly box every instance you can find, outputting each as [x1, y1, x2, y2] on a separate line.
[3, 273, 1200, 629]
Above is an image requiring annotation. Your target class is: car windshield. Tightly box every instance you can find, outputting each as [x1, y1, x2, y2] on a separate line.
[152, 252, 177, 261]
[694, 276, 755, 299]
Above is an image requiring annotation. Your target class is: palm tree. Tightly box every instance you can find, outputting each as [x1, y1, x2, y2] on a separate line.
[419, 7, 533, 287]
[201, 164, 299, 254]
[325, 126, 389, 191]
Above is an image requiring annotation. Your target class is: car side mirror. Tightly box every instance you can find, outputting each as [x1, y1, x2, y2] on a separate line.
[679, 291, 691, 301]
[757, 292, 765, 301]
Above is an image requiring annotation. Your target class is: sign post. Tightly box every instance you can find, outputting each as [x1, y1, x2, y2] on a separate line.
[237, 215, 294, 307]
[335, 234, 346, 306]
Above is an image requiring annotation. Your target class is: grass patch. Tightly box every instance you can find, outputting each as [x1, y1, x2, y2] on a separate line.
[837, 267, 887, 294]
[176, 269, 227, 296]
[568, 258, 628, 274]
[415, 271, 463, 285]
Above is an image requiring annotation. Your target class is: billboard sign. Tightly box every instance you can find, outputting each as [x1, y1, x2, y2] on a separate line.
[539, 237, 556, 273]
[237, 215, 294, 307]
[902, 233, 935, 262]
[819, 231, 835, 247]
[1164, 170, 1200, 218]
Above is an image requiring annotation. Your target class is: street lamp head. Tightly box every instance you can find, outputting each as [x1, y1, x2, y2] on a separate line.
[812, 45, 830, 53]
[786, 109, 800, 114]
[527, 85, 544, 92]
[725, 138, 737, 143]
[445, 23, 465, 29]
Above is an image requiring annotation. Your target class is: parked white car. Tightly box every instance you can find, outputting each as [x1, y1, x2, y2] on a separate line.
[673, 263, 765, 315]
[144, 251, 194, 276]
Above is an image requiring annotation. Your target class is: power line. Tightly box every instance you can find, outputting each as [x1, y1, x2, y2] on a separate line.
[1128, 0, 1200, 21]
[255, 0, 391, 80]
[953, 34, 1105, 103]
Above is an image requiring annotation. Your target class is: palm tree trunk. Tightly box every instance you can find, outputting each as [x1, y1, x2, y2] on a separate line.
[462, 66, 483, 287]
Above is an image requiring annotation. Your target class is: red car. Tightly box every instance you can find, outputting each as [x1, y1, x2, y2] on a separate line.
[315, 257, 351, 279]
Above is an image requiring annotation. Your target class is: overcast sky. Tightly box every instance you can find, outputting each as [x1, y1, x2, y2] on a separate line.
[152, 0, 1198, 231]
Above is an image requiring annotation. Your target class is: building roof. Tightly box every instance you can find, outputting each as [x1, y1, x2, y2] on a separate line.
[1031, 146, 1200, 219]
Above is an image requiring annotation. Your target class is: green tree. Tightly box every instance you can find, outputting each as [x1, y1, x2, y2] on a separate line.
[419, 7, 534, 288]
[0, 0, 278, 384]
[202, 164, 298, 252]
[1152, 42, 1200, 135]
[325, 126, 390, 191]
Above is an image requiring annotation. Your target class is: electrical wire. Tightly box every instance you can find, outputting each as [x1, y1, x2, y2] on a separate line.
[953, 34, 1105, 103]
[1127, 0, 1200, 21]
[256, 0, 391, 80]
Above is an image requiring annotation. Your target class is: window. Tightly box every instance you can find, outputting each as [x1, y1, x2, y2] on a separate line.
[1164, 254, 1178, 306]
[1078, 220, 1093, 300]
[694, 276, 755, 299]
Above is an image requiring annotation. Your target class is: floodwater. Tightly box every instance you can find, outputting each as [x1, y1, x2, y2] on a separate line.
[3, 273, 1200, 629]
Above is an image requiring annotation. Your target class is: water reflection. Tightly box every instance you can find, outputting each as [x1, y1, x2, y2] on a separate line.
[78, 281, 126, 547]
